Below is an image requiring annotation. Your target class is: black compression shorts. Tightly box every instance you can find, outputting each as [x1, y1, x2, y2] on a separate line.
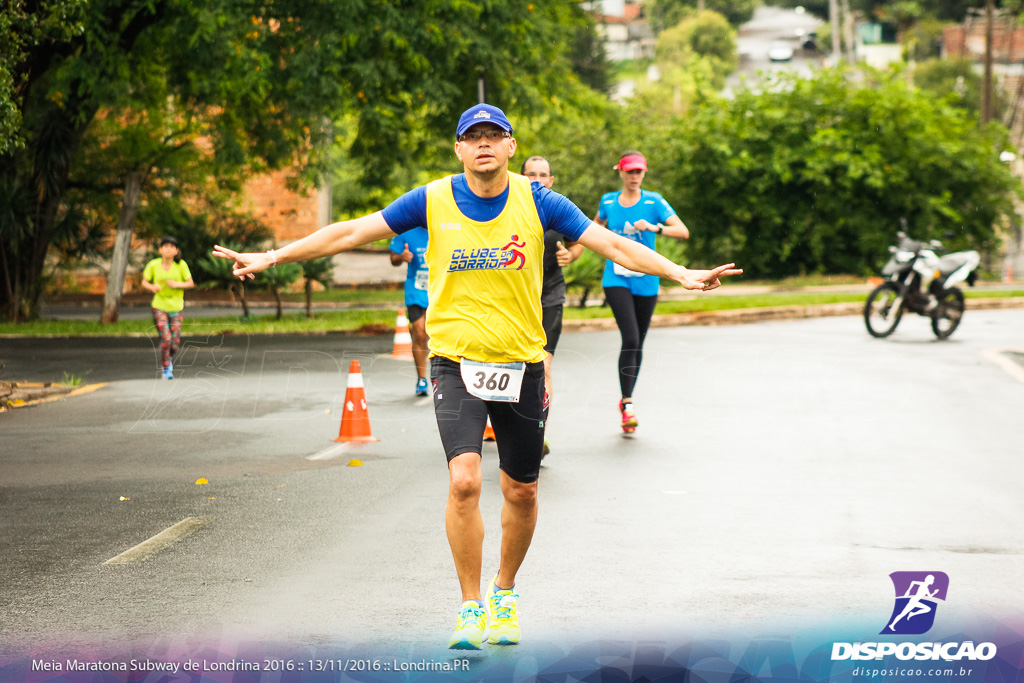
[430, 356, 549, 483]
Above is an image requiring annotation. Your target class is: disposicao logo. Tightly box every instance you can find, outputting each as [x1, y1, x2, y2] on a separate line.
[882, 571, 948, 635]
[830, 572, 997, 663]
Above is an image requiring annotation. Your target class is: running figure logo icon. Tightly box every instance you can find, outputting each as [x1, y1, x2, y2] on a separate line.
[501, 235, 527, 270]
[881, 571, 949, 635]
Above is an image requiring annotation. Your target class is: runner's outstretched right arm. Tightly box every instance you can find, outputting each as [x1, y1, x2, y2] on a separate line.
[213, 212, 396, 280]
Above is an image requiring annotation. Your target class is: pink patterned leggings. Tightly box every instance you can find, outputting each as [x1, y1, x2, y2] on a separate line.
[152, 308, 183, 368]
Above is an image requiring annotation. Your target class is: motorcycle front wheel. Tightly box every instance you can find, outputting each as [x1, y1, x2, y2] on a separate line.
[931, 287, 965, 339]
[864, 282, 904, 338]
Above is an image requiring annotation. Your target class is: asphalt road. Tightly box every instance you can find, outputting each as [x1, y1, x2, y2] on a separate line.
[1, 311, 1022, 668]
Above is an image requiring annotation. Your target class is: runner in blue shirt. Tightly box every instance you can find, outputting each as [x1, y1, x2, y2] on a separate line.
[390, 227, 431, 396]
[594, 151, 691, 434]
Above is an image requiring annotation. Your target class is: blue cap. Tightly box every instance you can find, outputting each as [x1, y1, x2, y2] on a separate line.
[456, 104, 513, 139]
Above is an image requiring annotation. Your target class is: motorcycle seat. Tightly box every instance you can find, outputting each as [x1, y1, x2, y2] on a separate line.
[937, 253, 971, 276]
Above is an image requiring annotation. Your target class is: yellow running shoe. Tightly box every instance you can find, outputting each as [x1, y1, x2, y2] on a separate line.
[448, 601, 486, 650]
[485, 576, 521, 645]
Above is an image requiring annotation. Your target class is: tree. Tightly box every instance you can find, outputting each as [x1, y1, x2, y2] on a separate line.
[656, 10, 738, 89]
[763, 0, 1021, 22]
[261, 263, 301, 320]
[658, 67, 1020, 279]
[2, 0, 598, 321]
[571, 13, 613, 95]
[914, 57, 1009, 121]
[301, 258, 335, 318]
[645, 0, 756, 30]
[196, 245, 254, 318]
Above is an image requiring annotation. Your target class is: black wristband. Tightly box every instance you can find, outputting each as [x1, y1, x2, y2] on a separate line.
[656, 225, 663, 234]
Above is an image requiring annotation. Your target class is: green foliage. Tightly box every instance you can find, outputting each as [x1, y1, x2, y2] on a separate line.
[195, 243, 258, 317]
[301, 258, 335, 288]
[571, 13, 613, 95]
[646, 0, 756, 30]
[514, 85, 626, 218]
[300, 256, 335, 317]
[903, 17, 946, 61]
[562, 249, 605, 306]
[1, 0, 602, 320]
[656, 10, 737, 88]
[657, 67, 1020, 279]
[140, 202, 271, 288]
[261, 262, 302, 320]
[913, 58, 1009, 122]
[764, 0, 1021, 22]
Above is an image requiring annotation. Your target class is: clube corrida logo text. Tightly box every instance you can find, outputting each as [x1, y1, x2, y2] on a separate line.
[831, 572, 997, 662]
[447, 236, 527, 272]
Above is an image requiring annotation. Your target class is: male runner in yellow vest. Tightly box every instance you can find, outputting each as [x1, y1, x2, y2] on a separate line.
[213, 104, 741, 650]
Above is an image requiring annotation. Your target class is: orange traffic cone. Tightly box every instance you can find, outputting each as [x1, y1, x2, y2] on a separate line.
[483, 417, 496, 442]
[390, 311, 414, 360]
[335, 360, 379, 443]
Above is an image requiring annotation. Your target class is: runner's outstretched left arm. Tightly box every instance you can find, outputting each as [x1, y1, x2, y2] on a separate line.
[576, 222, 741, 291]
[213, 212, 396, 280]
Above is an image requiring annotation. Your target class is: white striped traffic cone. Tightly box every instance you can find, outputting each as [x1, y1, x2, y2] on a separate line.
[334, 360, 379, 443]
[390, 311, 414, 360]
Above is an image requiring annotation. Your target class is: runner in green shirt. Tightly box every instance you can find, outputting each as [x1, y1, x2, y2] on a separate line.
[141, 237, 194, 379]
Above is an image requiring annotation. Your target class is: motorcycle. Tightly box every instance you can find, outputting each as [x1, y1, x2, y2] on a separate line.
[864, 232, 980, 340]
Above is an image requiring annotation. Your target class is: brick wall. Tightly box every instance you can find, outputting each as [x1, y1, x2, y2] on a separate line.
[56, 171, 331, 295]
[242, 170, 331, 243]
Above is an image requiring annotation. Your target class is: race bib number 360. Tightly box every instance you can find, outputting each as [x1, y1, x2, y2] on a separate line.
[460, 360, 526, 403]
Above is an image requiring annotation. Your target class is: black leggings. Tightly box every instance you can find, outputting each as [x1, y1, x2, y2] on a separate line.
[604, 286, 658, 400]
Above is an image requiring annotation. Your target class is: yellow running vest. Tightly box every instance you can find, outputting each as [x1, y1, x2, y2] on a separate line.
[425, 173, 546, 363]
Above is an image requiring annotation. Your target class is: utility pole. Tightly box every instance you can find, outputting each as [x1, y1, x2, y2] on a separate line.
[841, 0, 856, 64]
[829, 0, 842, 64]
[982, 0, 994, 124]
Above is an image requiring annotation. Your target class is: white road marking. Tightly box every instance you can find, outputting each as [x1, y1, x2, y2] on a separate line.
[102, 516, 210, 565]
[306, 443, 350, 461]
[982, 348, 1024, 384]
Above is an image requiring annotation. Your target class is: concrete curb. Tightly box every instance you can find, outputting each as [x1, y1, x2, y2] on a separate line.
[562, 297, 1024, 333]
[0, 382, 108, 413]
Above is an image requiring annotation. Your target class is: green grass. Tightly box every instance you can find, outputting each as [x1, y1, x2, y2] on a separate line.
[0, 310, 398, 337]
[563, 291, 869, 319]
[60, 371, 83, 386]
[4, 290, 1023, 337]
[964, 288, 1024, 299]
[278, 288, 404, 304]
[728, 274, 868, 289]
[564, 288, 1024, 319]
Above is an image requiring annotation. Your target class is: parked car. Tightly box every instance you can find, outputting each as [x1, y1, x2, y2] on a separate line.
[768, 41, 795, 62]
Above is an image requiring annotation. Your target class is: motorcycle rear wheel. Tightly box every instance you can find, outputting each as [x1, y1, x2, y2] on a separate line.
[864, 282, 903, 338]
[931, 287, 965, 339]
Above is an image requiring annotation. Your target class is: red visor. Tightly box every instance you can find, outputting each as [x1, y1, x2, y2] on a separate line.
[614, 154, 647, 172]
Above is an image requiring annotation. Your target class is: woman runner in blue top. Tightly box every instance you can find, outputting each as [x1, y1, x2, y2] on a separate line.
[594, 151, 690, 433]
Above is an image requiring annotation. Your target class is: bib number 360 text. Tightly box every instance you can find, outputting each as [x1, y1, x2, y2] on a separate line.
[460, 360, 525, 403]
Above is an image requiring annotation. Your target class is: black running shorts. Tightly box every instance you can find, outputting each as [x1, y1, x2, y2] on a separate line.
[407, 304, 427, 324]
[542, 305, 563, 355]
[430, 356, 548, 483]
